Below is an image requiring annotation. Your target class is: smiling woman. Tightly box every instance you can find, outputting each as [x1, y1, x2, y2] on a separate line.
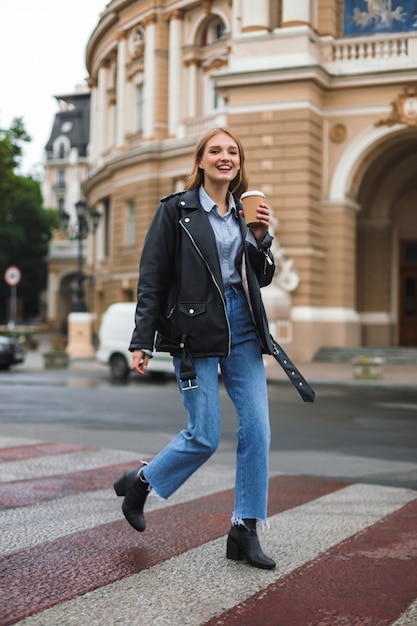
[112, 127, 279, 570]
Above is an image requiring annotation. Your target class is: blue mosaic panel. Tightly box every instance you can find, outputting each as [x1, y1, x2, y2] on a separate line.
[343, 1, 417, 35]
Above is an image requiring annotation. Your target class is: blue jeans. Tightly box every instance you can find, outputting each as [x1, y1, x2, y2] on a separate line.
[144, 285, 271, 522]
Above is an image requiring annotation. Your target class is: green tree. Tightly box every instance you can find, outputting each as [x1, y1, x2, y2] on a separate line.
[0, 118, 58, 321]
[0, 117, 30, 221]
[0, 176, 59, 321]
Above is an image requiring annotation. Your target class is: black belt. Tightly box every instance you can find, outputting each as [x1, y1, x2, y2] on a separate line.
[177, 332, 315, 402]
[270, 337, 315, 403]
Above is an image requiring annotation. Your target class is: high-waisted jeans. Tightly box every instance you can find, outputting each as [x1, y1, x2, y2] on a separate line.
[144, 285, 271, 522]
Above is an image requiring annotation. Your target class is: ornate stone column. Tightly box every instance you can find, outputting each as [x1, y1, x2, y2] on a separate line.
[143, 14, 157, 139]
[185, 59, 198, 119]
[88, 77, 98, 163]
[241, 0, 270, 32]
[168, 10, 183, 137]
[116, 33, 127, 148]
[96, 62, 108, 160]
[281, 0, 312, 27]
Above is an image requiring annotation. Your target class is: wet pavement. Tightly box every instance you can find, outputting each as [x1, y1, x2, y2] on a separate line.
[0, 341, 416, 625]
[13, 335, 417, 388]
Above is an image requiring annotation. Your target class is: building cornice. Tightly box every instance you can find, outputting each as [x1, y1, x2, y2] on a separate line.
[214, 64, 417, 92]
[84, 136, 198, 196]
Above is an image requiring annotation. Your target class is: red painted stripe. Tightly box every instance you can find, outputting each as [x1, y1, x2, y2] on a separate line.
[203, 497, 417, 626]
[0, 461, 145, 509]
[0, 442, 96, 462]
[0, 475, 345, 625]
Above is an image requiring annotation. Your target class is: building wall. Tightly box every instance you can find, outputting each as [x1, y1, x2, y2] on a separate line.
[77, 0, 417, 358]
[43, 88, 93, 329]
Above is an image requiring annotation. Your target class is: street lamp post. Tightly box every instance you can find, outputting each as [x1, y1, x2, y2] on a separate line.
[60, 201, 101, 313]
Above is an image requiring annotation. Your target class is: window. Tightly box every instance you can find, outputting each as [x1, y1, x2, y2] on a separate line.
[214, 19, 226, 41]
[126, 201, 135, 246]
[53, 136, 70, 160]
[212, 83, 225, 112]
[194, 16, 229, 117]
[200, 16, 226, 46]
[58, 169, 65, 188]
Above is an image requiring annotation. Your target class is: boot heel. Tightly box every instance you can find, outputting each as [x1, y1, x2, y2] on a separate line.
[113, 473, 127, 496]
[226, 537, 243, 561]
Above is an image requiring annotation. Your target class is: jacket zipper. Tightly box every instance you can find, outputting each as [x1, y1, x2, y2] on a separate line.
[180, 221, 231, 356]
[263, 249, 273, 274]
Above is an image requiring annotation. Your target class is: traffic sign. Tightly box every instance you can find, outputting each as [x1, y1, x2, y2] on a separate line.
[4, 266, 21, 286]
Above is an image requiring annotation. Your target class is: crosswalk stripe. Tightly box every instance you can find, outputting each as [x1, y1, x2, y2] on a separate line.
[1, 474, 346, 624]
[0, 449, 141, 482]
[203, 497, 417, 626]
[0, 442, 96, 463]
[1, 437, 416, 626]
[7, 484, 416, 626]
[0, 461, 146, 509]
[392, 600, 417, 626]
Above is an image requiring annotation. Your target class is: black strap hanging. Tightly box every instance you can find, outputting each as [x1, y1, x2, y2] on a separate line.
[270, 337, 315, 403]
[179, 335, 199, 390]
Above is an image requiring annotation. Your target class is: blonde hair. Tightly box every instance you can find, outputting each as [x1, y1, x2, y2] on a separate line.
[185, 127, 249, 198]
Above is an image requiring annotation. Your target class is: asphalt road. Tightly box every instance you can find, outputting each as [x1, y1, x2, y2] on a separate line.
[0, 368, 416, 490]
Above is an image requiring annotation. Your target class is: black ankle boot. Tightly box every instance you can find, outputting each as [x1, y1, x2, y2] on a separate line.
[226, 518, 276, 570]
[113, 465, 150, 532]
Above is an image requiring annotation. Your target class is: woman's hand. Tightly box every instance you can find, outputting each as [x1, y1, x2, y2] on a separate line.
[131, 349, 150, 375]
[240, 202, 271, 245]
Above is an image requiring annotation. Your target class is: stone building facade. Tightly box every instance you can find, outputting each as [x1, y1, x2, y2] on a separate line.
[78, 0, 417, 360]
[43, 87, 93, 332]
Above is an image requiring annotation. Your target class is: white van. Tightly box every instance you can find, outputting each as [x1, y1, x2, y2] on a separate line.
[96, 302, 175, 381]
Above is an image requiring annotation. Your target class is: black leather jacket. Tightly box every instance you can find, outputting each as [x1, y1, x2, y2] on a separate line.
[129, 187, 276, 362]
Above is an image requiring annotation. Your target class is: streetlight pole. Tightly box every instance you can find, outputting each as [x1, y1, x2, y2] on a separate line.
[75, 223, 85, 311]
[60, 200, 101, 313]
[74, 199, 88, 312]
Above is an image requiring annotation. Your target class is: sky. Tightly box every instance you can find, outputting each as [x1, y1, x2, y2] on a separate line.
[0, 0, 107, 177]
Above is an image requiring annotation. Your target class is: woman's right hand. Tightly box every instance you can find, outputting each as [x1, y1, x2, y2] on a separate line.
[131, 349, 150, 375]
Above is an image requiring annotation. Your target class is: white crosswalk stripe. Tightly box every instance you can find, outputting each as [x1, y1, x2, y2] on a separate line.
[1, 435, 416, 626]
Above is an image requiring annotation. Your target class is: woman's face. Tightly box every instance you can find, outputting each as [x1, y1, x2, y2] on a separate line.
[199, 132, 240, 187]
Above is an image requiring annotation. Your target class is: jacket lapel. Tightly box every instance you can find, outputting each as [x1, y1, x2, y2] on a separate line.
[178, 191, 224, 290]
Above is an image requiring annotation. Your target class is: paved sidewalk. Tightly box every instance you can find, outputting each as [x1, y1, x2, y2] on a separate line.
[264, 356, 417, 387]
[18, 347, 417, 388]
[13, 330, 417, 387]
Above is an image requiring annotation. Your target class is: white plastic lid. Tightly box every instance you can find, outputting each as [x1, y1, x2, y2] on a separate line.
[240, 190, 265, 199]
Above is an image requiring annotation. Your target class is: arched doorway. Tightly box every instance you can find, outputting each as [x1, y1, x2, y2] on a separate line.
[399, 239, 417, 345]
[354, 130, 417, 347]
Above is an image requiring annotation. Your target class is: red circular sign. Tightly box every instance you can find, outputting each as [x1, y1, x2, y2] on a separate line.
[4, 266, 21, 286]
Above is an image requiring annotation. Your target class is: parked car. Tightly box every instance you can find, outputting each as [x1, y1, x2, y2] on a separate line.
[0, 335, 25, 370]
[96, 302, 175, 381]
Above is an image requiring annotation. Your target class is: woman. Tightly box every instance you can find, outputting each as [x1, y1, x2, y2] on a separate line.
[114, 128, 276, 569]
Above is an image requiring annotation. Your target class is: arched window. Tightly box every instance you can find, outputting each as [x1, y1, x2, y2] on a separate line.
[53, 136, 70, 160]
[194, 15, 229, 118]
[199, 16, 226, 46]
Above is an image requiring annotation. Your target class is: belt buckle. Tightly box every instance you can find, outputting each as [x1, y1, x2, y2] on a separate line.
[180, 379, 199, 391]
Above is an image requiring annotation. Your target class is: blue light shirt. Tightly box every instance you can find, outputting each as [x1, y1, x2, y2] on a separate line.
[199, 186, 246, 286]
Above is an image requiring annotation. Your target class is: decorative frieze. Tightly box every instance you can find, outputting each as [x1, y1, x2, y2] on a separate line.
[376, 84, 417, 127]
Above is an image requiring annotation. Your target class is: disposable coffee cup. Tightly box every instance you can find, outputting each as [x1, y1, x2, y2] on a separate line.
[240, 190, 265, 227]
